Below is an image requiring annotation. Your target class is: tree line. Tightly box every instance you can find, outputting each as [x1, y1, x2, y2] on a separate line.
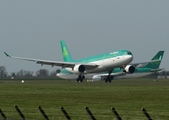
[0, 66, 169, 79]
[0, 66, 60, 79]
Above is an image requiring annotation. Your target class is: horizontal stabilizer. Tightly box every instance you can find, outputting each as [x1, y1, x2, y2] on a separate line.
[131, 59, 161, 68]
[150, 68, 165, 72]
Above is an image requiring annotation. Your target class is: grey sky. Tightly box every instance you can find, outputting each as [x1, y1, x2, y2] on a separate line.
[1, 1, 169, 74]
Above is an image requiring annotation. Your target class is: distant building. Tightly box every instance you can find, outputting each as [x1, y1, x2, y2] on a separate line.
[157, 70, 169, 79]
[157, 75, 166, 79]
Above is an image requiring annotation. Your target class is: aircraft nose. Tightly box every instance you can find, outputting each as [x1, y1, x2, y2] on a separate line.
[128, 54, 133, 62]
[56, 73, 61, 77]
[56, 73, 60, 77]
[56, 73, 63, 79]
[124, 54, 133, 63]
[56, 69, 61, 76]
[123, 51, 133, 63]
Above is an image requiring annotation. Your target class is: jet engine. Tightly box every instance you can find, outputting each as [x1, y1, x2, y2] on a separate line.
[124, 65, 135, 73]
[73, 64, 85, 73]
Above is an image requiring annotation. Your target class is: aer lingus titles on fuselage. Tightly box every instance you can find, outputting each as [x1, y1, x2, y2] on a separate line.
[4, 40, 135, 82]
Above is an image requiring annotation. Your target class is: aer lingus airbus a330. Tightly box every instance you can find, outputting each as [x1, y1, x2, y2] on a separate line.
[57, 51, 164, 82]
[4, 40, 159, 83]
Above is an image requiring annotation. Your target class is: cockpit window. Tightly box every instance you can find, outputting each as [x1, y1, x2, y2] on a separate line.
[124, 52, 132, 55]
[127, 52, 132, 55]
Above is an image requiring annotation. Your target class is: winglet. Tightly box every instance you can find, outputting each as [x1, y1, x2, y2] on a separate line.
[4, 52, 11, 57]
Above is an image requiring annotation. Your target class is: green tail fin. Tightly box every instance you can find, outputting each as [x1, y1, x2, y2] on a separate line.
[143, 51, 164, 69]
[60, 40, 74, 62]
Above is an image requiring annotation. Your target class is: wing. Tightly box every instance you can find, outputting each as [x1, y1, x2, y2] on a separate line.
[4, 52, 99, 69]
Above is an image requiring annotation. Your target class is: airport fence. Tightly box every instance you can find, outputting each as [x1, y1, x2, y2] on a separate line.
[0, 105, 153, 120]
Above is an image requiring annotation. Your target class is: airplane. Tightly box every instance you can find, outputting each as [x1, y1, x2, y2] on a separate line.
[57, 51, 164, 82]
[4, 40, 160, 83]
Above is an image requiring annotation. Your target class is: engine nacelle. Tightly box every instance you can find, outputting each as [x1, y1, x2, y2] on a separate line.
[124, 65, 135, 73]
[73, 64, 85, 73]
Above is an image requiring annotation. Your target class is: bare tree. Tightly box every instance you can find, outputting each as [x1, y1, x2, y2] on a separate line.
[10, 72, 16, 77]
[16, 69, 24, 77]
[0, 66, 8, 78]
[50, 71, 56, 77]
[36, 69, 49, 77]
[24, 71, 34, 77]
[16, 69, 34, 77]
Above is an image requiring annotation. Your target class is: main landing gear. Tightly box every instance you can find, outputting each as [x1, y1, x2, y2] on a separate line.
[105, 70, 114, 83]
[105, 75, 113, 83]
[76, 74, 85, 82]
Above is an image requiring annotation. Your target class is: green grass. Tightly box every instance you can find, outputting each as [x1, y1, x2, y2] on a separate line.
[0, 78, 169, 120]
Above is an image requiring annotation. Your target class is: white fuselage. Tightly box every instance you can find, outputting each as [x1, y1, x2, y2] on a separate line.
[65, 55, 133, 74]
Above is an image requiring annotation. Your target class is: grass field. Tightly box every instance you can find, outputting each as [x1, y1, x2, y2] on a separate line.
[0, 78, 169, 120]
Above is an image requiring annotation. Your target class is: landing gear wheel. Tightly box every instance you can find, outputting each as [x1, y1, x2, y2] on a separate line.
[76, 78, 79, 82]
[77, 75, 85, 82]
[105, 75, 113, 83]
